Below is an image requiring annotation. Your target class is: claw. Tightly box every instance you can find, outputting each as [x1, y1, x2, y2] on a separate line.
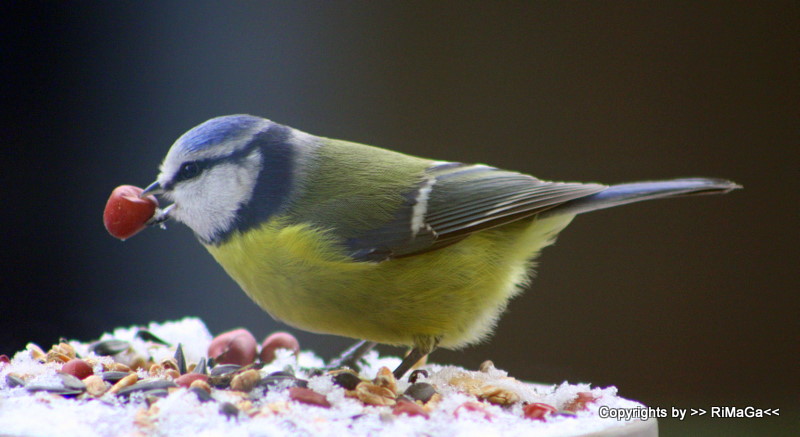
[146, 204, 175, 227]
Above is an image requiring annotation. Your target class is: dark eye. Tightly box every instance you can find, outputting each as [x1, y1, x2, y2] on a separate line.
[178, 162, 200, 181]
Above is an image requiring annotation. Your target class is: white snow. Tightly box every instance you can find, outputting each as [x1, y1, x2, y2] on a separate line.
[0, 318, 654, 437]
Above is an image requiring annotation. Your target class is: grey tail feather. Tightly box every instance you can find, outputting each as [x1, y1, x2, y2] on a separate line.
[541, 178, 741, 217]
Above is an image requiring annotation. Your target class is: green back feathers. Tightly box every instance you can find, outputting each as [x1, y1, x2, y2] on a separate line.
[285, 138, 433, 240]
[284, 138, 604, 262]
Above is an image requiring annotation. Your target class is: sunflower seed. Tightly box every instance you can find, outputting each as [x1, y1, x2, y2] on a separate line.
[26, 385, 84, 396]
[258, 372, 307, 391]
[135, 330, 170, 346]
[115, 379, 177, 398]
[26, 375, 86, 397]
[193, 357, 208, 375]
[90, 339, 130, 356]
[332, 372, 362, 391]
[58, 373, 86, 391]
[174, 344, 186, 375]
[210, 364, 241, 376]
[99, 371, 132, 383]
[404, 382, 436, 403]
[143, 388, 169, 399]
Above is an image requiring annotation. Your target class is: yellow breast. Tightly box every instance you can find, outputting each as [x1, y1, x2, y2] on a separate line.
[205, 214, 573, 349]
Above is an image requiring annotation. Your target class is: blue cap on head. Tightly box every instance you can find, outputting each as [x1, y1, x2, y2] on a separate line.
[179, 115, 265, 153]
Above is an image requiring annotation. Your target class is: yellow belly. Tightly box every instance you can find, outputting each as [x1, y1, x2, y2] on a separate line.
[205, 214, 573, 349]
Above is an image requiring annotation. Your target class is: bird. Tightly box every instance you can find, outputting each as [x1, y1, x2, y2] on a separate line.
[141, 114, 739, 378]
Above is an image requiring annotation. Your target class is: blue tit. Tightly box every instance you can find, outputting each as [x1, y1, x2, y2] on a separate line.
[142, 114, 739, 378]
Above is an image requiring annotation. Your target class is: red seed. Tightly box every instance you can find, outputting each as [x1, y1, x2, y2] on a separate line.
[454, 401, 493, 420]
[175, 373, 209, 388]
[259, 332, 300, 363]
[393, 399, 429, 418]
[103, 185, 158, 240]
[61, 359, 93, 380]
[0, 355, 9, 366]
[523, 402, 557, 421]
[208, 329, 258, 366]
[288, 387, 331, 408]
[563, 392, 598, 412]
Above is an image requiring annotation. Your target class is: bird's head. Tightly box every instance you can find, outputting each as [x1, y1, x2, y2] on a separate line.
[143, 114, 301, 244]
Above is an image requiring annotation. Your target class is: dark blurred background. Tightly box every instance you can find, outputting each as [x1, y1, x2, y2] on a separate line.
[2, 2, 796, 435]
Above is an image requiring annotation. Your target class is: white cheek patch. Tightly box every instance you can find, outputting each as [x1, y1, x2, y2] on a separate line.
[169, 153, 262, 242]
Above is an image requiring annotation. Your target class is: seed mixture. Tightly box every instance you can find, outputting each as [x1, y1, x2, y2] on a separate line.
[0, 318, 652, 436]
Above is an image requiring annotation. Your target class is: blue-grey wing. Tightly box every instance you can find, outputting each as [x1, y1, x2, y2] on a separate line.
[345, 162, 606, 262]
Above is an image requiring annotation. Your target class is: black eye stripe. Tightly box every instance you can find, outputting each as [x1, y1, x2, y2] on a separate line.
[172, 141, 261, 186]
[176, 161, 202, 182]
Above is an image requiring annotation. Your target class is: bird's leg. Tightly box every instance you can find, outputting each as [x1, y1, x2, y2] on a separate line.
[392, 335, 440, 380]
[392, 348, 428, 380]
[326, 340, 377, 372]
